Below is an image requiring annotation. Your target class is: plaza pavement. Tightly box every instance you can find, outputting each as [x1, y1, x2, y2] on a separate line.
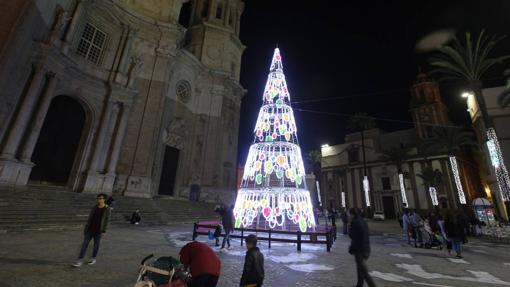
[0, 221, 510, 287]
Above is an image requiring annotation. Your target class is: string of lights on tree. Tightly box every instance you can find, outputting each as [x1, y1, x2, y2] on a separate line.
[233, 48, 316, 232]
[429, 187, 439, 206]
[449, 156, 467, 205]
[487, 128, 510, 202]
[398, 173, 408, 206]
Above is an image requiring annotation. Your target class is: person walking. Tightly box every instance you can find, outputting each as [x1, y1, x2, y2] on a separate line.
[348, 208, 376, 287]
[240, 234, 264, 287]
[445, 211, 467, 258]
[402, 209, 410, 245]
[340, 209, 349, 235]
[220, 204, 234, 251]
[180, 241, 221, 287]
[72, 193, 111, 267]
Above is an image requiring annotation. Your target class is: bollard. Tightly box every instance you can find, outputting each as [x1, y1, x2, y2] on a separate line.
[326, 232, 331, 252]
[192, 222, 198, 240]
[269, 229, 272, 249]
[241, 228, 244, 246]
[297, 230, 302, 252]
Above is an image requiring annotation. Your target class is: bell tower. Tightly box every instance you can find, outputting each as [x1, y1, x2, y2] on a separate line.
[409, 73, 449, 139]
[185, 0, 245, 80]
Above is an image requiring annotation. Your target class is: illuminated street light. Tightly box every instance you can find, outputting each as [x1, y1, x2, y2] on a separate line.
[461, 91, 473, 98]
[321, 144, 329, 148]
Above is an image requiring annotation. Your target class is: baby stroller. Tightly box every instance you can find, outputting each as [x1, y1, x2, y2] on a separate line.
[134, 254, 191, 287]
[423, 228, 443, 250]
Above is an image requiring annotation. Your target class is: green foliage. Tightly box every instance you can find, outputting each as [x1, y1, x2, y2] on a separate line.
[347, 112, 376, 132]
[417, 165, 443, 188]
[380, 146, 410, 173]
[426, 126, 478, 156]
[307, 149, 322, 165]
[498, 69, 510, 107]
[429, 30, 510, 82]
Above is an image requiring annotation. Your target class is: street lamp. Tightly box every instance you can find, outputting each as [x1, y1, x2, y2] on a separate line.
[461, 91, 473, 98]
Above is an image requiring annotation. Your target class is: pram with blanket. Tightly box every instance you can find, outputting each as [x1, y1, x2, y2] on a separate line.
[134, 254, 191, 287]
[422, 223, 443, 250]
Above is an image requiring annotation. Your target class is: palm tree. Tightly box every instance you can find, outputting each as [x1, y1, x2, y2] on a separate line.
[417, 166, 443, 208]
[347, 113, 376, 208]
[427, 127, 478, 205]
[429, 30, 510, 130]
[497, 68, 510, 107]
[380, 146, 410, 206]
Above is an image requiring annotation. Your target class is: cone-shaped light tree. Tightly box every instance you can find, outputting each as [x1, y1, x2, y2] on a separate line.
[233, 48, 316, 232]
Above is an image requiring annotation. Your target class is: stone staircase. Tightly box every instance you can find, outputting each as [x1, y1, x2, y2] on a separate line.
[0, 184, 219, 233]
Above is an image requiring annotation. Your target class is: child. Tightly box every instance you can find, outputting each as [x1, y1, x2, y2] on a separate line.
[214, 224, 222, 247]
[240, 235, 264, 287]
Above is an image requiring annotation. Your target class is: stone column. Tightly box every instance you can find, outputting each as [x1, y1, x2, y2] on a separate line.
[20, 73, 58, 162]
[0, 66, 46, 159]
[89, 101, 114, 172]
[107, 104, 130, 175]
[62, 0, 84, 53]
[235, 12, 241, 36]
[223, 0, 231, 25]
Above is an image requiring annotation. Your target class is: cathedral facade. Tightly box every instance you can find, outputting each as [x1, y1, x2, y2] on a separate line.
[0, 0, 245, 203]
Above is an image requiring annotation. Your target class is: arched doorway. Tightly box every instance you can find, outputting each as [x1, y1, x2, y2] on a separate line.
[29, 96, 86, 186]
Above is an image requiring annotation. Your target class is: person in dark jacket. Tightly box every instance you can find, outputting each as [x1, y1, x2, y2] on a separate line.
[72, 193, 111, 267]
[340, 209, 349, 235]
[445, 211, 467, 258]
[130, 209, 141, 224]
[220, 204, 235, 250]
[348, 208, 376, 287]
[240, 234, 264, 287]
[180, 241, 221, 287]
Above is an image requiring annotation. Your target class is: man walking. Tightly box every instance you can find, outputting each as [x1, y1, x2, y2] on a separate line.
[340, 209, 349, 235]
[240, 235, 264, 287]
[402, 209, 410, 245]
[72, 193, 111, 267]
[220, 204, 234, 251]
[348, 208, 376, 287]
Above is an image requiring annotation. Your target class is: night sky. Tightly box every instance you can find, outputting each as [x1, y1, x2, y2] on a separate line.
[236, 0, 510, 169]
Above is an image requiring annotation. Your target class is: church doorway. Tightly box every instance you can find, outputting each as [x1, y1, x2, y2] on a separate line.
[382, 195, 396, 219]
[158, 146, 180, 196]
[29, 96, 86, 186]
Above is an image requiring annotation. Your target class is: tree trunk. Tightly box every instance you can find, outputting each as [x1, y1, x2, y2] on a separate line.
[471, 81, 493, 133]
[361, 130, 367, 176]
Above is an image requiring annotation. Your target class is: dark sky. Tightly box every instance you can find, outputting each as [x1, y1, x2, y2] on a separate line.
[236, 0, 510, 168]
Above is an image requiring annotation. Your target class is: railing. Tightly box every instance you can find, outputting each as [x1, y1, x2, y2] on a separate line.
[192, 221, 337, 252]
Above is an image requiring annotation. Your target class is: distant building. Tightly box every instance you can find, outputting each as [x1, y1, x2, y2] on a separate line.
[321, 74, 482, 218]
[0, 0, 246, 203]
[465, 86, 510, 220]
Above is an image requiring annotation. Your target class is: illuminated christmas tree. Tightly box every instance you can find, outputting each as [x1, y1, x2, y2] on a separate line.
[233, 48, 316, 232]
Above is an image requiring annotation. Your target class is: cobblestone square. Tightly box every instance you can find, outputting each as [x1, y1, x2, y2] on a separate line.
[1, 222, 510, 287]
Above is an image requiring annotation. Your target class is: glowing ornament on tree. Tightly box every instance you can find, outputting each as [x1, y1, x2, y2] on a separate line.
[234, 48, 316, 232]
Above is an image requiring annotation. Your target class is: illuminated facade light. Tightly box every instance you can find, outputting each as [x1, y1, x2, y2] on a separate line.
[234, 48, 315, 232]
[363, 176, 370, 207]
[341, 191, 346, 208]
[487, 128, 510, 202]
[316, 181, 322, 206]
[429, 187, 439, 206]
[321, 144, 329, 148]
[449, 156, 467, 204]
[398, 173, 408, 206]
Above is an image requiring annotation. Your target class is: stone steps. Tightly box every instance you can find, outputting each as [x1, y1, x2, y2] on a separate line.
[0, 184, 219, 232]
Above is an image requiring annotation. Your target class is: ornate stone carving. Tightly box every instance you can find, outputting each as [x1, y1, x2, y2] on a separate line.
[126, 55, 143, 87]
[176, 80, 192, 103]
[49, 9, 71, 44]
[162, 117, 188, 149]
